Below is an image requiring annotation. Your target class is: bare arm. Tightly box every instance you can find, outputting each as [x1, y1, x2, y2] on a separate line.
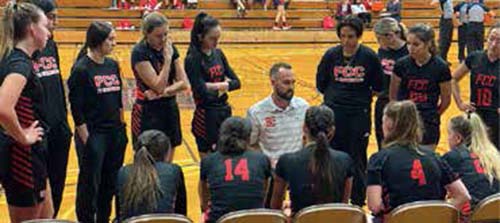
[438, 81, 452, 115]
[199, 180, 210, 212]
[366, 185, 384, 214]
[270, 174, 287, 210]
[389, 74, 402, 101]
[134, 41, 174, 94]
[342, 177, 353, 203]
[0, 74, 43, 145]
[451, 63, 475, 112]
[445, 179, 471, 210]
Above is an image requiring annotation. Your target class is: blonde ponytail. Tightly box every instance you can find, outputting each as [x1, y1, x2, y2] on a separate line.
[0, 2, 16, 62]
[468, 113, 500, 183]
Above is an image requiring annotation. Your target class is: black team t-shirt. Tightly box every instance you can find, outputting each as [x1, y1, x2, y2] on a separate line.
[442, 144, 500, 207]
[464, 51, 499, 111]
[394, 55, 451, 117]
[367, 145, 458, 215]
[200, 150, 271, 223]
[185, 48, 241, 108]
[275, 144, 354, 213]
[0, 48, 46, 134]
[316, 44, 384, 110]
[131, 41, 180, 101]
[33, 38, 68, 127]
[68, 56, 123, 131]
[378, 44, 409, 99]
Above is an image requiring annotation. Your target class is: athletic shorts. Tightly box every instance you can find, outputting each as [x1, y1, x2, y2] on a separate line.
[132, 97, 182, 147]
[192, 105, 232, 153]
[4, 141, 48, 207]
[420, 112, 440, 145]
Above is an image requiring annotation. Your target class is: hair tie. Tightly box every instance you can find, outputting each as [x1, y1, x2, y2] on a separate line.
[466, 110, 472, 119]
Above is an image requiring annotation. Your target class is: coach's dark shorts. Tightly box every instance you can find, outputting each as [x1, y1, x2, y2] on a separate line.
[192, 105, 232, 153]
[132, 97, 182, 147]
[4, 141, 48, 207]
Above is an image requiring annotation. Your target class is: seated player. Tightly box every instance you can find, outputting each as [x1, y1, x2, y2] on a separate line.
[116, 130, 187, 221]
[199, 117, 271, 223]
[271, 106, 353, 215]
[366, 100, 470, 223]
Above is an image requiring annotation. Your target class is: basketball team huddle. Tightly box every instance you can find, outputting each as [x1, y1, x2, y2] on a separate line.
[0, 0, 499, 223]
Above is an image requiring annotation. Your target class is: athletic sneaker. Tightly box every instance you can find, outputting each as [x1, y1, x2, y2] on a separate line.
[282, 23, 292, 30]
[273, 22, 281, 30]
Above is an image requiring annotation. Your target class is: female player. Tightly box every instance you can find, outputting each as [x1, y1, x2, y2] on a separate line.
[68, 21, 128, 223]
[185, 12, 241, 159]
[443, 113, 500, 220]
[117, 130, 186, 221]
[199, 117, 271, 223]
[366, 101, 470, 223]
[131, 12, 189, 158]
[316, 16, 383, 206]
[389, 24, 452, 150]
[451, 23, 500, 149]
[373, 17, 408, 149]
[271, 106, 353, 215]
[0, 2, 52, 222]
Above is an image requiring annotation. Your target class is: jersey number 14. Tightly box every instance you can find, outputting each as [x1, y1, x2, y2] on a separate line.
[224, 158, 250, 182]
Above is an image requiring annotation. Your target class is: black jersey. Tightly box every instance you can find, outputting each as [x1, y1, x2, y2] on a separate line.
[200, 150, 271, 222]
[68, 56, 123, 131]
[442, 145, 500, 206]
[275, 144, 354, 213]
[185, 48, 241, 108]
[316, 44, 383, 109]
[465, 51, 499, 111]
[131, 40, 180, 101]
[33, 38, 68, 127]
[367, 145, 458, 215]
[378, 44, 409, 98]
[394, 55, 451, 113]
[117, 162, 187, 220]
[0, 48, 46, 134]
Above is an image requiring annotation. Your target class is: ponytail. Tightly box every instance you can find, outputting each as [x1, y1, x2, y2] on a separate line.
[122, 146, 163, 215]
[76, 21, 113, 62]
[0, 2, 42, 62]
[76, 42, 89, 61]
[217, 117, 252, 155]
[398, 23, 407, 41]
[0, 3, 15, 62]
[305, 106, 343, 203]
[187, 12, 219, 56]
[468, 113, 500, 183]
[408, 24, 439, 56]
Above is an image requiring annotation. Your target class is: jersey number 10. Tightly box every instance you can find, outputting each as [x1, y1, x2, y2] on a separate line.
[224, 158, 250, 182]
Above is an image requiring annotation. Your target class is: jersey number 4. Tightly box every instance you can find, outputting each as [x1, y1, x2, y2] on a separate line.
[224, 158, 250, 182]
[410, 159, 427, 186]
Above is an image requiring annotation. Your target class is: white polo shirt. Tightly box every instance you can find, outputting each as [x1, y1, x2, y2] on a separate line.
[247, 96, 309, 162]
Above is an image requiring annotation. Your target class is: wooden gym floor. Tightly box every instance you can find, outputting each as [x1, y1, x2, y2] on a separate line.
[0, 43, 469, 222]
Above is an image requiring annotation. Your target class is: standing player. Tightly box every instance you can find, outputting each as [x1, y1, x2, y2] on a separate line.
[199, 117, 271, 223]
[444, 113, 500, 221]
[116, 130, 186, 221]
[185, 12, 241, 159]
[373, 17, 408, 149]
[431, 0, 454, 63]
[454, 0, 471, 63]
[366, 101, 470, 222]
[451, 23, 500, 149]
[68, 22, 128, 223]
[466, 0, 495, 53]
[271, 106, 353, 215]
[27, 0, 72, 217]
[131, 12, 189, 157]
[316, 16, 383, 206]
[389, 24, 452, 150]
[0, 2, 53, 222]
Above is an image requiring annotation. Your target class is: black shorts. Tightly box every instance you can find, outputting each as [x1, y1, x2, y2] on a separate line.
[192, 105, 232, 153]
[132, 97, 182, 147]
[4, 141, 48, 207]
[420, 111, 440, 145]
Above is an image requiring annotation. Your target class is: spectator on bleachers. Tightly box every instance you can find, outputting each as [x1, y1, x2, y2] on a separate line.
[443, 113, 500, 221]
[352, 0, 372, 27]
[466, 0, 496, 53]
[199, 117, 271, 223]
[385, 0, 401, 22]
[272, 0, 291, 30]
[116, 130, 187, 221]
[454, 0, 471, 63]
[366, 100, 470, 223]
[362, 0, 372, 11]
[271, 106, 354, 215]
[335, 0, 352, 22]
